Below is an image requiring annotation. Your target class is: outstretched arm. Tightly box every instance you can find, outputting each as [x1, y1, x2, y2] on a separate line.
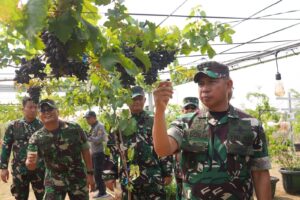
[252, 170, 272, 200]
[152, 81, 178, 157]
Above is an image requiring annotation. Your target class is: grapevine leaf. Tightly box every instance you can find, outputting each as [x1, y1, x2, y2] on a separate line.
[127, 147, 134, 161]
[80, 18, 104, 52]
[118, 54, 140, 76]
[94, 0, 111, 6]
[206, 44, 216, 58]
[100, 52, 119, 71]
[25, 0, 48, 41]
[180, 42, 193, 55]
[49, 11, 77, 43]
[82, 0, 100, 24]
[0, 0, 22, 23]
[129, 164, 140, 180]
[120, 117, 137, 137]
[133, 47, 151, 71]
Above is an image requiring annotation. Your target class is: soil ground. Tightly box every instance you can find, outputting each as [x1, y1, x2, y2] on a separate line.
[1, 164, 300, 200]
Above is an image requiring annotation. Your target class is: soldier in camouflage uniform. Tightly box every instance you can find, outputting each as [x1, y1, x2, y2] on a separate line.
[103, 86, 173, 200]
[0, 96, 45, 200]
[25, 99, 95, 200]
[174, 97, 199, 200]
[153, 61, 272, 200]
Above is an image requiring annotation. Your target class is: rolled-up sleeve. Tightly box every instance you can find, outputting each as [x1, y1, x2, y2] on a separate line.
[251, 122, 271, 170]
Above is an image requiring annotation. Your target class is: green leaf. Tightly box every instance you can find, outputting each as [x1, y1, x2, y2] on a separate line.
[180, 42, 193, 55]
[100, 52, 119, 71]
[94, 0, 111, 6]
[82, 0, 100, 24]
[80, 18, 104, 52]
[24, 0, 48, 41]
[122, 118, 137, 136]
[48, 11, 77, 43]
[133, 47, 151, 71]
[0, 0, 22, 23]
[127, 147, 135, 161]
[118, 54, 140, 76]
[206, 44, 216, 58]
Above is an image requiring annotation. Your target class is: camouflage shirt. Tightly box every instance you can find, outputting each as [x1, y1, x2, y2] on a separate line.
[103, 111, 173, 189]
[0, 118, 44, 175]
[168, 105, 271, 200]
[27, 121, 90, 188]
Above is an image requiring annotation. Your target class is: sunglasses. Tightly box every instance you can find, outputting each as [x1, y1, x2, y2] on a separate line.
[184, 105, 197, 110]
[40, 107, 55, 113]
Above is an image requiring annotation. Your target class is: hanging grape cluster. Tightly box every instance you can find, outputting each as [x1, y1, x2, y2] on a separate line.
[143, 50, 176, 85]
[14, 57, 47, 84]
[40, 31, 89, 81]
[27, 86, 42, 104]
[117, 46, 176, 87]
[115, 46, 144, 87]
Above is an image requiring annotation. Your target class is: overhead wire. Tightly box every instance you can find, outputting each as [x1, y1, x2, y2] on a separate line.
[223, 9, 300, 25]
[183, 21, 300, 66]
[156, 0, 189, 27]
[231, 0, 282, 27]
[126, 12, 300, 21]
[210, 39, 300, 45]
[223, 41, 300, 66]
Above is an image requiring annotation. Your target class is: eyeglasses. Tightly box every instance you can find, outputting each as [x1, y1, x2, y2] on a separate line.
[184, 105, 197, 110]
[40, 107, 55, 113]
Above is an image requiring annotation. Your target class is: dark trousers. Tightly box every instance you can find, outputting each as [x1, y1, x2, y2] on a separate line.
[92, 151, 106, 195]
[11, 170, 45, 200]
[175, 177, 183, 200]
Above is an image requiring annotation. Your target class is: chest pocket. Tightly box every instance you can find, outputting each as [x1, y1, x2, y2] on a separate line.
[227, 119, 254, 156]
[13, 123, 27, 140]
[39, 136, 55, 157]
[182, 117, 209, 153]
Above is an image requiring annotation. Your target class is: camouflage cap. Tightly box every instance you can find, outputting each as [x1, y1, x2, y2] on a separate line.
[131, 86, 145, 98]
[194, 61, 229, 83]
[38, 99, 57, 110]
[183, 97, 199, 108]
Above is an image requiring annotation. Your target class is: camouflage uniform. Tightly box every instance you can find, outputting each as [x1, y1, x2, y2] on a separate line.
[27, 121, 90, 200]
[0, 118, 45, 200]
[175, 97, 200, 200]
[168, 105, 271, 200]
[103, 111, 173, 200]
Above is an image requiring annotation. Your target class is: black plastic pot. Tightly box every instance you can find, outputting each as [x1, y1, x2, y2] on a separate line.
[279, 168, 300, 195]
[294, 143, 300, 151]
[270, 176, 279, 198]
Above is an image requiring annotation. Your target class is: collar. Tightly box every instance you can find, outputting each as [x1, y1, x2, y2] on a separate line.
[202, 104, 239, 126]
[91, 121, 99, 128]
[22, 118, 38, 124]
[132, 110, 146, 118]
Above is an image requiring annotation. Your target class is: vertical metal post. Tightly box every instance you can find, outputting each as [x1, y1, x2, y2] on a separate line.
[288, 92, 295, 150]
[148, 92, 154, 112]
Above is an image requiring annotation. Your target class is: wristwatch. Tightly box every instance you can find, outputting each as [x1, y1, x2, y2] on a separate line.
[87, 169, 94, 175]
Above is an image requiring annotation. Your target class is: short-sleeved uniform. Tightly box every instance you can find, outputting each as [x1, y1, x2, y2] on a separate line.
[0, 118, 45, 200]
[27, 121, 90, 200]
[168, 105, 271, 200]
[103, 111, 173, 200]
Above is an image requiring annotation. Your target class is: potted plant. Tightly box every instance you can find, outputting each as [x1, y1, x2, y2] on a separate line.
[272, 137, 300, 195]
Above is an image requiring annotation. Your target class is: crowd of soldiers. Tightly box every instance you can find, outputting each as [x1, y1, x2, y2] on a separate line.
[0, 61, 272, 200]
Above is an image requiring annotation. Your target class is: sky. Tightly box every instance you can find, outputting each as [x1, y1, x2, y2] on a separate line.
[0, 0, 300, 112]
